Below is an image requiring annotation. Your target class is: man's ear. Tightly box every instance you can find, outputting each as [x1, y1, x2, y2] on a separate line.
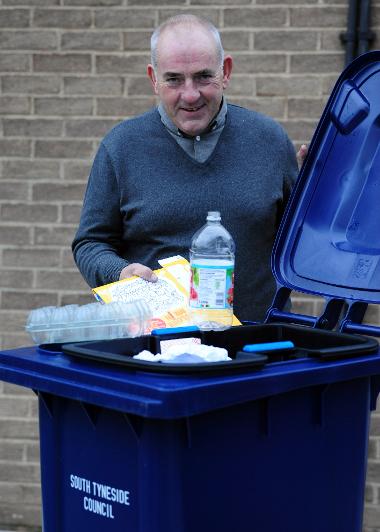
[147, 64, 159, 95]
[222, 55, 233, 89]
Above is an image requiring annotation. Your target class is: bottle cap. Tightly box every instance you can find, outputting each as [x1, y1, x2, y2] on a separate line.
[207, 211, 221, 222]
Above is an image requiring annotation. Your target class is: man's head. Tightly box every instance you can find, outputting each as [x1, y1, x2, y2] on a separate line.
[147, 14, 232, 137]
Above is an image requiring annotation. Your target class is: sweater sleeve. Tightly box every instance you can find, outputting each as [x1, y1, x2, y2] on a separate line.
[72, 142, 129, 288]
[277, 129, 299, 227]
[283, 133, 299, 204]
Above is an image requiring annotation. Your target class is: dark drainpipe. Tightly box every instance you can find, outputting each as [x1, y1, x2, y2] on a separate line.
[340, 0, 360, 65]
[358, 0, 375, 56]
[340, 0, 375, 65]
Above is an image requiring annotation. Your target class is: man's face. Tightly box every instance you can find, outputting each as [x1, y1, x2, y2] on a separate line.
[147, 25, 232, 137]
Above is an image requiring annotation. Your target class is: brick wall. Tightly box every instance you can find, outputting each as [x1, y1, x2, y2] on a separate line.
[0, 1, 380, 530]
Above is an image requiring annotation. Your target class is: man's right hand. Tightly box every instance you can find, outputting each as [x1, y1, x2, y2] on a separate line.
[119, 263, 158, 282]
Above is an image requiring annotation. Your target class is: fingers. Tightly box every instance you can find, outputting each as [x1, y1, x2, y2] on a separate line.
[296, 144, 308, 169]
[119, 263, 158, 282]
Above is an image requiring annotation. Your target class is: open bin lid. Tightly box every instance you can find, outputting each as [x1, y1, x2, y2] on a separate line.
[273, 51, 380, 304]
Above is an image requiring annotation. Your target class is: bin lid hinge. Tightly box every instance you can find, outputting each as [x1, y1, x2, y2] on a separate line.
[265, 287, 345, 331]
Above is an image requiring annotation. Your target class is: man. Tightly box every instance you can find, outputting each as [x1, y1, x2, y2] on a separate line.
[72, 14, 302, 322]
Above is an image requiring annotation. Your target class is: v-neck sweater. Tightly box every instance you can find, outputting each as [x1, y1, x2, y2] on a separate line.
[72, 104, 298, 321]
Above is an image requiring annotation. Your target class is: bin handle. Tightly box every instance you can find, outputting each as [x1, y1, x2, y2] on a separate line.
[339, 301, 380, 337]
[340, 321, 380, 337]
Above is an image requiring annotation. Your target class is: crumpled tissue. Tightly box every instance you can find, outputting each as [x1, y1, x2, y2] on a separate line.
[133, 343, 231, 364]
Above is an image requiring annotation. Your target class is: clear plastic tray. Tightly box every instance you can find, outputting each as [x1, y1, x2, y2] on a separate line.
[25, 300, 152, 344]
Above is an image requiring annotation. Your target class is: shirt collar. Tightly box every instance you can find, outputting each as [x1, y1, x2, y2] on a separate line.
[158, 98, 228, 138]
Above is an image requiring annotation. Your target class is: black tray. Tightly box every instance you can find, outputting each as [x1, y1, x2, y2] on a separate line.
[61, 323, 379, 375]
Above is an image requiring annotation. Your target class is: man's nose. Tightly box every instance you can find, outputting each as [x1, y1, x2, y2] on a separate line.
[181, 79, 200, 102]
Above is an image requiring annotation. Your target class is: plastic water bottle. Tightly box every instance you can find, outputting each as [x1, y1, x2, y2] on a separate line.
[189, 211, 235, 330]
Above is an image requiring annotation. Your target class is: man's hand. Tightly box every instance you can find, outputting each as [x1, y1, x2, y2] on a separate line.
[296, 144, 308, 169]
[119, 263, 158, 282]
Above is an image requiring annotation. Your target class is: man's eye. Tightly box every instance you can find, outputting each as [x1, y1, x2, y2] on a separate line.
[165, 77, 181, 86]
[197, 73, 214, 83]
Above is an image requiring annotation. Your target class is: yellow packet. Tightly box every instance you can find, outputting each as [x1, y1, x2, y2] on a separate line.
[93, 256, 241, 331]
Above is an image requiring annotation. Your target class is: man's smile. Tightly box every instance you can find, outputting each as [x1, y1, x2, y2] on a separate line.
[180, 104, 206, 113]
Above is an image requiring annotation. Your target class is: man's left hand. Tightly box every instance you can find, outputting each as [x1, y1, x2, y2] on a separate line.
[296, 144, 308, 169]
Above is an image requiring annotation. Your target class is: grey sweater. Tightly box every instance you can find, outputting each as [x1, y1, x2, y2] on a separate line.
[72, 104, 298, 322]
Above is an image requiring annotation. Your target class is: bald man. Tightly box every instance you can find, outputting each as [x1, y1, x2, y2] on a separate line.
[72, 14, 300, 322]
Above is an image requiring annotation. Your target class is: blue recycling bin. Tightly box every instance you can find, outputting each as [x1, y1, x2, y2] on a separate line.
[2, 50, 380, 532]
[0, 325, 380, 532]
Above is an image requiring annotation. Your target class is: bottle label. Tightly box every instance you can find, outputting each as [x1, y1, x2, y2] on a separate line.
[190, 263, 234, 310]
